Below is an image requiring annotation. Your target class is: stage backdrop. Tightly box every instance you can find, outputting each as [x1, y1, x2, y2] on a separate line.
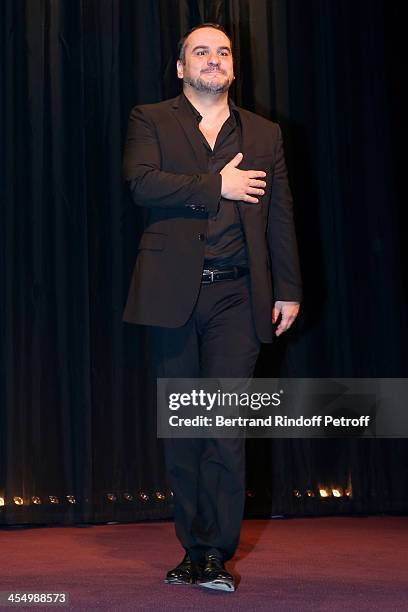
[1, 0, 407, 525]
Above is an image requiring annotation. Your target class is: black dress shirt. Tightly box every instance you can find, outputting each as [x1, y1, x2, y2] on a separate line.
[181, 93, 248, 269]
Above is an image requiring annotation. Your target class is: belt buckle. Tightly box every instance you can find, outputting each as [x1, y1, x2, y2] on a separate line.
[202, 269, 215, 284]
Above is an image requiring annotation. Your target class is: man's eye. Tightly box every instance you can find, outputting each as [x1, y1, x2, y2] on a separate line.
[220, 52, 229, 56]
[196, 50, 206, 56]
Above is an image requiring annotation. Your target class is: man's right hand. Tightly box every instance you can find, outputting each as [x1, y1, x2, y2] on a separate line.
[220, 152, 267, 203]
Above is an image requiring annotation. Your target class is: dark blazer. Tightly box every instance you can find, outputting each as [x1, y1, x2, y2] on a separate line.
[122, 94, 302, 343]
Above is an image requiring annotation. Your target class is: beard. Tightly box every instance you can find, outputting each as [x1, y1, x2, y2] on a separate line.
[183, 70, 233, 94]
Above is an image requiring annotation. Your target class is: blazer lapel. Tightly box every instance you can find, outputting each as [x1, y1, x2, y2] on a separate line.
[234, 104, 257, 168]
[170, 95, 209, 172]
[232, 105, 264, 224]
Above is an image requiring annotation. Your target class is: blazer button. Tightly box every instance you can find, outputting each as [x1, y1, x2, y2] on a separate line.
[198, 233, 205, 241]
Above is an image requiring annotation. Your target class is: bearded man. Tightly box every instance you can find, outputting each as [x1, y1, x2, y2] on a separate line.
[122, 23, 302, 592]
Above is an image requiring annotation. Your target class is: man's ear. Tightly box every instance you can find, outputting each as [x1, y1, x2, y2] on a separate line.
[176, 60, 184, 80]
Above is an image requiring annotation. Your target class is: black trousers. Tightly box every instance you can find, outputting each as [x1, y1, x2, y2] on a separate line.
[151, 274, 261, 562]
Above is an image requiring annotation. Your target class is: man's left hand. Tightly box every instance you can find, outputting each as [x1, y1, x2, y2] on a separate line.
[272, 301, 300, 336]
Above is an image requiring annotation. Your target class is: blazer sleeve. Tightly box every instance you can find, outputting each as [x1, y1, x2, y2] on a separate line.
[122, 106, 221, 213]
[267, 124, 303, 302]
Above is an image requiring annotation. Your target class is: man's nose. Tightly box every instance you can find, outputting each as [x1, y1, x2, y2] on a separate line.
[207, 54, 220, 65]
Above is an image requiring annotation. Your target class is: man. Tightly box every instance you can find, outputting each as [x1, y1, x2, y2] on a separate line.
[122, 23, 302, 592]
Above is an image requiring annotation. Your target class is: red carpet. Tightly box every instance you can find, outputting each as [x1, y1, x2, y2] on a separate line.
[1, 517, 407, 610]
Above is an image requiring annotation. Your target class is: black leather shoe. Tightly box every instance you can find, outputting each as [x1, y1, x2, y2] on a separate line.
[164, 553, 198, 585]
[196, 553, 235, 592]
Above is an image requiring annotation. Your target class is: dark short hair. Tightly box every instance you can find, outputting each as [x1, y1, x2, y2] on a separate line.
[177, 23, 232, 63]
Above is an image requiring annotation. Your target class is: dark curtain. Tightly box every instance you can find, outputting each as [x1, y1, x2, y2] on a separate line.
[1, 0, 407, 526]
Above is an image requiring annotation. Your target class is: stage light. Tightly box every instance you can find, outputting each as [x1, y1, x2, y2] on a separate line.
[140, 492, 149, 501]
[293, 489, 302, 498]
[123, 493, 133, 501]
[246, 490, 255, 498]
[306, 489, 315, 497]
[66, 495, 76, 504]
[155, 491, 165, 500]
[319, 488, 330, 497]
[13, 496, 24, 505]
[345, 488, 352, 497]
[0, 497, 5, 506]
[106, 493, 117, 502]
[31, 496, 41, 504]
[332, 488, 342, 497]
[49, 496, 59, 504]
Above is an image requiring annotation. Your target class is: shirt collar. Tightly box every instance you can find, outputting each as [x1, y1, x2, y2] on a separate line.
[180, 92, 240, 124]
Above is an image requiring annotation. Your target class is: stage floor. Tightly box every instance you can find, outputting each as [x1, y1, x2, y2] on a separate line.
[1, 516, 407, 610]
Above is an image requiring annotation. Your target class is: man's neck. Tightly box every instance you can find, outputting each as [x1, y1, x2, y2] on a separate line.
[183, 87, 229, 122]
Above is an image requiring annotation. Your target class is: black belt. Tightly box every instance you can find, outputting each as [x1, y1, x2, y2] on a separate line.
[201, 266, 249, 284]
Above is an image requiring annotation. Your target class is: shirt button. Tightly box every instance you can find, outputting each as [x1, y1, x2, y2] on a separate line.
[198, 233, 206, 241]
